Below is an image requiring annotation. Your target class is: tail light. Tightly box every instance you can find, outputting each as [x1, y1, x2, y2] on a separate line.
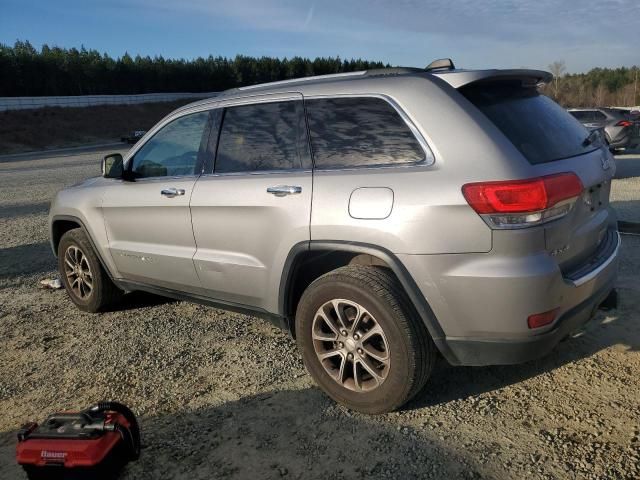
[616, 120, 633, 127]
[462, 172, 583, 229]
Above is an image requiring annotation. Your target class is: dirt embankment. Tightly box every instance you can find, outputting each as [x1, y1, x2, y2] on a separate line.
[0, 100, 200, 155]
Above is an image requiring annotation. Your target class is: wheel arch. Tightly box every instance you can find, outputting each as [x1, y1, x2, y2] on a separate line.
[51, 217, 82, 255]
[50, 215, 119, 285]
[279, 241, 456, 362]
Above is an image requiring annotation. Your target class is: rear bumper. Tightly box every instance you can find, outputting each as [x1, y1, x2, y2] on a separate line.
[399, 229, 620, 366]
[609, 132, 639, 149]
[443, 279, 614, 365]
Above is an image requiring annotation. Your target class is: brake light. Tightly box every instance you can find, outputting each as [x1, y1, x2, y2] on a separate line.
[616, 120, 633, 127]
[527, 308, 560, 329]
[462, 173, 583, 228]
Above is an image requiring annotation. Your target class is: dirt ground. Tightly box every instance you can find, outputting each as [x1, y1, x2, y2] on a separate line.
[0, 147, 639, 479]
[0, 100, 201, 155]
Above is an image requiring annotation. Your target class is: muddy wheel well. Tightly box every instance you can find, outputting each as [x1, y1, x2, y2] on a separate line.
[51, 219, 81, 255]
[282, 251, 392, 336]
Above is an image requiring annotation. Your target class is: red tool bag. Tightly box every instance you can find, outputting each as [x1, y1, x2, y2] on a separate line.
[16, 402, 140, 480]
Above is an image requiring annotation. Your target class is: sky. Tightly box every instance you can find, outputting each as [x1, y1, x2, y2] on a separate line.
[1, 0, 639, 73]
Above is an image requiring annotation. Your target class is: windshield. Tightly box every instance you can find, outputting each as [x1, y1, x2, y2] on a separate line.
[461, 83, 600, 164]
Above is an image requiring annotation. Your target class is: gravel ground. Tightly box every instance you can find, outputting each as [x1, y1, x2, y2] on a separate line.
[0, 147, 639, 480]
[611, 151, 640, 224]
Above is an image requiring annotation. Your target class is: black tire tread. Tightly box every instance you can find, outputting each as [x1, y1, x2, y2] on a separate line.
[298, 264, 436, 412]
[362, 265, 436, 401]
[58, 228, 122, 312]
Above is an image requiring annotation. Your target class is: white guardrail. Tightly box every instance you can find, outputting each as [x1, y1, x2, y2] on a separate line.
[0, 92, 219, 111]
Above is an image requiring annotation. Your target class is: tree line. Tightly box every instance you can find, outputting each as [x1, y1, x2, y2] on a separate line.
[543, 60, 639, 107]
[0, 41, 387, 96]
[1, 42, 638, 107]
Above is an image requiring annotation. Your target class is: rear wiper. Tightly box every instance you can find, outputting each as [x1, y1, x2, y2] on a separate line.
[582, 129, 601, 147]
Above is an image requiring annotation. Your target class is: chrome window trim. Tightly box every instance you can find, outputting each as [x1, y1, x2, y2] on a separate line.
[303, 93, 436, 170]
[124, 93, 303, 166]
[201, 169, 312, 179]
[126, 92, 435, 178]
[124, 174, 201, 183]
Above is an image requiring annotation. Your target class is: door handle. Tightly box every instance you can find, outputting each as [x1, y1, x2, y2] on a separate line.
[161, 187, 186, 198]
[267, 185, 302, 197]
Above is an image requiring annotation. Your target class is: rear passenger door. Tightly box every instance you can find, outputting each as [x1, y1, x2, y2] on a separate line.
[190, 94, 312, 312]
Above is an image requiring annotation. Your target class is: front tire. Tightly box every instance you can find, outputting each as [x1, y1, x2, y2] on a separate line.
[57, 228, 122, 312]
[295, 266, 436, 414]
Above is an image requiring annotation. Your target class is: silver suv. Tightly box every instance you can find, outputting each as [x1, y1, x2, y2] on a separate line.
[49, 62, 620, 413]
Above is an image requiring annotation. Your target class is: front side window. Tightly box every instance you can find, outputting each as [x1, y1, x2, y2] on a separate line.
[130, 111, 209, 178]
[215, 101, 305, 173]
[305, 97, 426, 169]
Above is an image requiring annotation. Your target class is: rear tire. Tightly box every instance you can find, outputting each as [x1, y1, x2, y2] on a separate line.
[295, 265, 436, 414]
[57, 228, 122, 312]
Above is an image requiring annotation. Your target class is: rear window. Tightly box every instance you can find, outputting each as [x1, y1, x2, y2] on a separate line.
[569, 111, 590, 122]
[593, 111, 607, 121]
[462, 84, 598, 164]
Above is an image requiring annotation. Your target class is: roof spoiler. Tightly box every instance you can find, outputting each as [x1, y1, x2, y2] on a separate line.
[432, 69, 553, 89]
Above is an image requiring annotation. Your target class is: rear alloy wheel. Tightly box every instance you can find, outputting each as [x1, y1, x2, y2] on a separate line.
[296, 265, 436, 414]
[58, 228, 122, 312]
[312, 299, 390, 392]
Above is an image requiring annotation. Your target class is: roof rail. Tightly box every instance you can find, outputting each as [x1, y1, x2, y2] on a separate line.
[231, 59, 457, 92]
[237, 70, 367, 91]
[365, 67, 425, 77]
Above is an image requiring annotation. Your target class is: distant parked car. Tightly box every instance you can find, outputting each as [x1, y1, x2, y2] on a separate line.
[121, 130, 147, 144]
[568, 108, 640, 152]
[610, 107, 640, 117]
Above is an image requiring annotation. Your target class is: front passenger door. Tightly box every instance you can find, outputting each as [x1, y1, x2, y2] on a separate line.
[102, 110, 211, 292]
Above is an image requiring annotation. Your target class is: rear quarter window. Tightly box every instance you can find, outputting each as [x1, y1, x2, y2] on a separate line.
[462, 84, 598, 165]
[305, 97, 426, 169]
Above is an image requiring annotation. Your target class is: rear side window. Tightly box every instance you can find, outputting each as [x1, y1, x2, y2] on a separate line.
[462, 84, 598, 164]
[215, 101, 306, 173]
[305, 97, 425, 168]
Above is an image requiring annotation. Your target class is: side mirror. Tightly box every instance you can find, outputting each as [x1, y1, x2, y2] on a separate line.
[102, 153, 124, 179]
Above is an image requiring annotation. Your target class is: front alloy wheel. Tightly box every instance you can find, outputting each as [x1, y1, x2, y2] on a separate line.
[57, 228, 123, 312]
[63, 245, 94, 300]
